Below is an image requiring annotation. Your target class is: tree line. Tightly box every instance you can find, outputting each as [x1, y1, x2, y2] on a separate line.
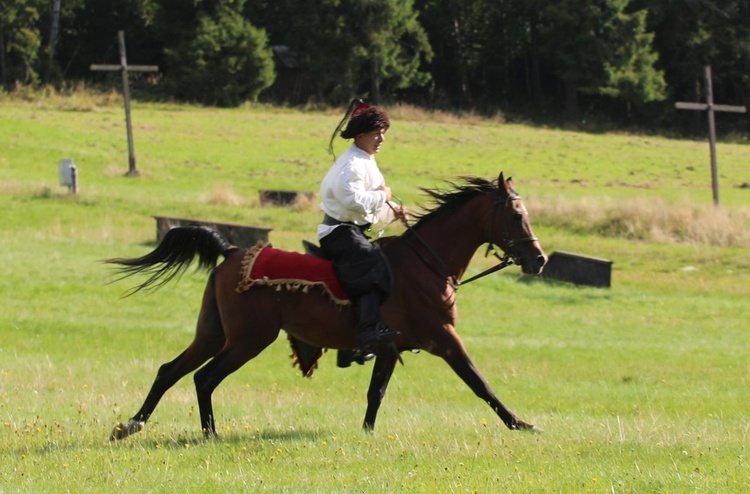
[2, 0, 749, 131]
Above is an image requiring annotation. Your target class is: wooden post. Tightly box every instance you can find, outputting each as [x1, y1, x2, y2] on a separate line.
[675, 66, 746, 206]
[0, 34, 6, 87]
[48, 0, 61, 71]
[90, 31, 158, 177]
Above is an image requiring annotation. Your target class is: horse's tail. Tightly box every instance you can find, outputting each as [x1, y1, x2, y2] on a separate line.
[106, 226, 236, 296]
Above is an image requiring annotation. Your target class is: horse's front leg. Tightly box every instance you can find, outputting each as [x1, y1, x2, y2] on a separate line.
[362, 352, 399, 431]
[445, 353, 542, 432]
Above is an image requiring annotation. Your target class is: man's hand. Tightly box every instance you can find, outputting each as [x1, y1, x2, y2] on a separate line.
[392, 205, 409, 223]
[377, 184, 393, 201]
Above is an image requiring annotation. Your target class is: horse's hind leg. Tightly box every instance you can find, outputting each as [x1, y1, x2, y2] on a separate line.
[110, 338, 225, 440]
[193, 325, 279, 437]
[363, 354, 399, 431]
[110, 273, 225, 441]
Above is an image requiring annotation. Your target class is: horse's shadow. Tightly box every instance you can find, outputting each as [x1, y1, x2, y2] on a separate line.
[9, 427, 329, 459]
[132, 427, 328, 449]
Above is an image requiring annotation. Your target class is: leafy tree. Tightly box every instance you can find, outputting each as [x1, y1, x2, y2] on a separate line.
[244, 0, 352, 102]
[4, 0, 748, 129]
[159, 0, 275, 105]
[246, 0, 431, 104]
[599, 8, 666, 117]
[49, 0, 158, 81]
[534, 0, 665, 122]
[644, 0, 749, 110]
[418, 0, 485, 108]
[418, 0, 562, 113]
[345, 0, 432, 103]
[0, 0, 45, 86]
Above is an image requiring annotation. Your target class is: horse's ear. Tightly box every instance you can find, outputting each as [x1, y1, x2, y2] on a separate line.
[498, 172, 515, 198]
[498, 172, 511, 191]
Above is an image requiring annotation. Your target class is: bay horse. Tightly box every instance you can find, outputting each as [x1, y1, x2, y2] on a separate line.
[107, 172, 547, 440]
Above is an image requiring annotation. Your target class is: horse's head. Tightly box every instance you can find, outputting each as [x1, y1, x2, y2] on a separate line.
[406, 174, 547, 281]
[488, 172, 547, 275]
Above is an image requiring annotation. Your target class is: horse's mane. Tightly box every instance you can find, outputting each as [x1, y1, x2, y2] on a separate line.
[409, 176, 498, 231]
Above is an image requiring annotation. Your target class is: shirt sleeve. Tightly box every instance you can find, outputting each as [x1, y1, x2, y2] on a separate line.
[336, 161, 387, 216]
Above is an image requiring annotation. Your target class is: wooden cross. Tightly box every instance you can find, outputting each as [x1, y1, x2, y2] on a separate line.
[675, 65, 746, 205]
[90, 31, 158, 177]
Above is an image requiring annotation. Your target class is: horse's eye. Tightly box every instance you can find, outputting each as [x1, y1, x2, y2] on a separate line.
[513, 212, 523, 223]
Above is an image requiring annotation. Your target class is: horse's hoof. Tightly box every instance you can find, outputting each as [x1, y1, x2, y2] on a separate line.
[202, 427, 219, 440]
[109, 420, 145, 441]
[527, 424, 544, 434]
[514, 421, 544, 434]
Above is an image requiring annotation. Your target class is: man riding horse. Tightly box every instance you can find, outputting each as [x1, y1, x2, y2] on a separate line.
[318, 99, 409, 361]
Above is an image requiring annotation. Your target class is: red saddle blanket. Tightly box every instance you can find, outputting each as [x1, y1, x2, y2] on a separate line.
[236, 241, 350, 305]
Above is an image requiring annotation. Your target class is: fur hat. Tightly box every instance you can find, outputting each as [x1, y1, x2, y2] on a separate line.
[328, 99, 390, 158]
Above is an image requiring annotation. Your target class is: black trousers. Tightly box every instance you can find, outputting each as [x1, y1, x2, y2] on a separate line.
[319, 224, 393, 303]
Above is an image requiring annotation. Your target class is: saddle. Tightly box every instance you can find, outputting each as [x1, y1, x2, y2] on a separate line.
[237, 240, 349, 305]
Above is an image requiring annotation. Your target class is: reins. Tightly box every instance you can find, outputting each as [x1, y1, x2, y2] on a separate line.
[457, 251, 515, 287]
[388, 200, 460, 288]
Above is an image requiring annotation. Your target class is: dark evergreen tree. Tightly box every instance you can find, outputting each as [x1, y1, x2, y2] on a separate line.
[533, 0, 666, 123]
[0, 0, 45, 86]
[644, 0, 749, 111]
[598, 8, 666, 118]
[345, 0, 432, 103]
[245, 0, 431, 104]
[158, 0, 275, 105]
[2, 0, 747, 128]
[50, 0, 158, 81]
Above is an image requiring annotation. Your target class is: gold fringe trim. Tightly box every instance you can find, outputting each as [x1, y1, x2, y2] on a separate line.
[236, 240, 351, 306]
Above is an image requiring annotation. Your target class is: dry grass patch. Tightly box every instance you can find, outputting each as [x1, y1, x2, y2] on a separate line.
[534, 196, 750, 247]
[1, 82, 123, 111]
[203, 183, 247, 207]
[387, 102, 505, 125]
[289, 191, 317, 210]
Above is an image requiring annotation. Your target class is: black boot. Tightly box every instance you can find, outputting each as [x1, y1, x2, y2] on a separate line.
[353, 292, 399, 362]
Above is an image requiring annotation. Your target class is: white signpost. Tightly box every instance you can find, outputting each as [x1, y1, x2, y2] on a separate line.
[58, 158, 78, 193]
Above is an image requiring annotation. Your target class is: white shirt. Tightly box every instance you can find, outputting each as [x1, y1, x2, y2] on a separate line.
[317, 143, 395, 240]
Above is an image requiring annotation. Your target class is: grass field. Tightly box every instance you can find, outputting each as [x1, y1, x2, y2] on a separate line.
[1, 91, 749, 492]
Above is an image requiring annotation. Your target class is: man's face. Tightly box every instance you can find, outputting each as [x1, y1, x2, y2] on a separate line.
[355, 129, 387, 156]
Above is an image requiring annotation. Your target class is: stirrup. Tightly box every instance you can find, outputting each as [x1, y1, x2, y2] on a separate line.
[352, 349, 376, 363]
[356, 329, 400, 362]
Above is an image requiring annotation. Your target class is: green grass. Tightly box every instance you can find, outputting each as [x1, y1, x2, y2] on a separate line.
[1, 93, 749, 492]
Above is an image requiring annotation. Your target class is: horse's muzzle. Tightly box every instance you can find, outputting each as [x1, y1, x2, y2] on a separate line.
[520, 251, 547, 275]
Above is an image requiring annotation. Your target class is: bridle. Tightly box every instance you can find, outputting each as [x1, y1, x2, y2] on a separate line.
[390, 190, 538, 289]
[460, 193, 537, 287]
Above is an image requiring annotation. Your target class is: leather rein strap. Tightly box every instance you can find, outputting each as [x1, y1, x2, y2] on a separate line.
[388, 202, 459, 288]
